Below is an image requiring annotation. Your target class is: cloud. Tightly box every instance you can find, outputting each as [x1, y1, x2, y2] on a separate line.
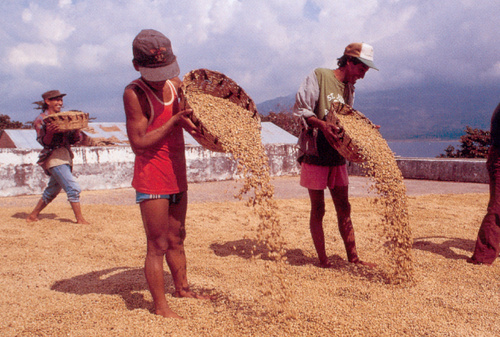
[6, 3, 75, 71]
[21, 3, 75, 43]
[486, 62, 500, 80]
[0, 0, 498, 123]
[73, 44, 110, 71]
[8, 43, 60, 68]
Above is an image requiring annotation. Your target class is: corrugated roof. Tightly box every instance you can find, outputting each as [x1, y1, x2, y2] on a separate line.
[260, 122, 298, 144]
[184, 122, 297, 146]
[2, 130, 42, 149]
[82, 123, 129, 144]
[1, 121, 297, 149]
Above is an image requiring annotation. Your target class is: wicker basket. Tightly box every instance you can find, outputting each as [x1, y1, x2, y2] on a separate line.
[43, 110, 89, 131]
[180, 69, 259, 152]
[325, 102, 376, 163]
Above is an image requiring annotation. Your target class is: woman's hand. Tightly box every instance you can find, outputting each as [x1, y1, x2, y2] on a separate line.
[45, 122, 61, 135]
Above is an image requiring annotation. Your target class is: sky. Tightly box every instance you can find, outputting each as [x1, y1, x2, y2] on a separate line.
[1, 0, 499, 123]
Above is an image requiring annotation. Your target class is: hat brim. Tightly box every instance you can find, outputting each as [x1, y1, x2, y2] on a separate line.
[358, 57, 379, 71]
[43, 93, 66, 100]
[49, 94, 66, 99]
[139, 61, 180, 82]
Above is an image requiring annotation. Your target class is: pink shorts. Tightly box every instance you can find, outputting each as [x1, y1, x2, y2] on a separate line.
[300, 163, 349, 190]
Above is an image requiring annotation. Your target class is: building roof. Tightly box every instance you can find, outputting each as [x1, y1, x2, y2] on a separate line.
[0, 121, 297, 149]
[260, 122, 298, 144]
[82, 123, 129, 145]
[0, 129, 43, 149]
[183, 121, 297, 146]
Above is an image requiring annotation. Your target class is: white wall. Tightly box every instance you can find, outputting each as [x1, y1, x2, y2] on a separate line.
[0, 144, 300, 197]
[0, 145, 487, 198]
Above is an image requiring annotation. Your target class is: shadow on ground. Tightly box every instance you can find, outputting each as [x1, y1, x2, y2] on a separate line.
[413, 236, 474, 261]
[12, 211, 74, 223]
[51, 267, 159, 312]
[210, 239, 389, 283]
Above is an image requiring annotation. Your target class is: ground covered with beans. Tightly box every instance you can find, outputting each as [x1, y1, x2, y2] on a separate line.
[1, 188, 499, 336]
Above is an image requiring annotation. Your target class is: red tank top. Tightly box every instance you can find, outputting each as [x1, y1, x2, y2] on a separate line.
[131, 79, 188, 194]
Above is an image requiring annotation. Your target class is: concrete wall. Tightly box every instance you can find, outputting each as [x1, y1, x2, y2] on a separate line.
[0, 147, 488, 198]
[0, 145, 301, 197]
[348, 157, 488, 184]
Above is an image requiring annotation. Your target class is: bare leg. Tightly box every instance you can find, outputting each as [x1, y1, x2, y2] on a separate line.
[70, 202, 89, 224]
[141, 198, 183, 318]
[330, 186, 376, 268]
[308, 189, 331, 267]
[166, 194, 209, 299]
[140, 193, 207, 319]
[26, 198, 47, 222]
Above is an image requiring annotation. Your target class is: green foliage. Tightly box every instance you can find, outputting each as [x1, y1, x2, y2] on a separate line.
[0, 114, 30, 136]
[260, 106, 300, 137]
[0, 114, 26, 129]
[439, 126, 490, 158]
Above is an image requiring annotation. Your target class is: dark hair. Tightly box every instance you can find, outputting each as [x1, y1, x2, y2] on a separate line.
[337, 55, 361, 68]
[33, 100, 49, 112]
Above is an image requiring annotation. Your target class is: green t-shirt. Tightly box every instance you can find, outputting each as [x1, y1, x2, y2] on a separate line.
[314, 68, 347, 120]
[299, 68, 347, 166]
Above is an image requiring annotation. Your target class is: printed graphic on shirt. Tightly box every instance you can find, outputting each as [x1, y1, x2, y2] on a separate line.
[325, 93, 345, 116]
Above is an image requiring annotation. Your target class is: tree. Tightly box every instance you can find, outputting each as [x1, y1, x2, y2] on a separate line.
[0, 114, 25, 129]
[439, 126, 490, 158]
[0, 114, 30, 136]
[260, 106, 300, 137]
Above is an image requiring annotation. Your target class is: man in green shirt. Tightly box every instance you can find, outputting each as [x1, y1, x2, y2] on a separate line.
[293, 42, 378, 268]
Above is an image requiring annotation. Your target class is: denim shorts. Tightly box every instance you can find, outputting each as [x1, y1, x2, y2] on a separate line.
[43, 164, 82, 203]
[135, 191, 184, 204]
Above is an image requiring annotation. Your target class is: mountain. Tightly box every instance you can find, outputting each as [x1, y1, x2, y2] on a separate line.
[256, 83, 499, 140]
[256, 94, 295, 116]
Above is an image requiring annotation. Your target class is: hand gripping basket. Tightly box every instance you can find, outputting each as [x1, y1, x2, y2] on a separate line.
[325, 102, 377, 163]
[180, 68, 260, 152]
[43, 110, 89, 131]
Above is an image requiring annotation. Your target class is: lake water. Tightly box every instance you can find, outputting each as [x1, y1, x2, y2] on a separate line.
[386, 140, 461, 158]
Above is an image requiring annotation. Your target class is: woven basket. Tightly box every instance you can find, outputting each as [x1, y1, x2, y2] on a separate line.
[43, 110, 89, 131]
[326, 102, 376, 163]
[180, 69, 259, 152]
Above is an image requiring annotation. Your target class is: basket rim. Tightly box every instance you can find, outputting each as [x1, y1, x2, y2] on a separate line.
[181, 68, 258, 116]
[326, 102, 376, 163]
[42, 110, 88, 119]
[179, 68, 260, 152]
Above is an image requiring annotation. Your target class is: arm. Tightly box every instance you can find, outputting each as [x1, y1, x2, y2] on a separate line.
[35, 116, 61, 147]
[123, 84, 196, 153]
[174, 80, 202, 138]
[305, 115, 340, 147]
[293, 70, 340, 144]
[293, 70, 320, 128]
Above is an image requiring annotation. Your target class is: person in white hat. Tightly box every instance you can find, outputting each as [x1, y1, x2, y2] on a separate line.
[292, 42, 378, 269]
[123, 29, 203, 319]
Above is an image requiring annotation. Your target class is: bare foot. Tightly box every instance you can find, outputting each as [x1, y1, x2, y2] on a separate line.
[173, 289, 211, 300]
[319, 259, 333, 269]
[351, 259, 377, 269]
[26, 215, 39, 223]
[155, 307, 184, 319]
[76, 218, 90, 225]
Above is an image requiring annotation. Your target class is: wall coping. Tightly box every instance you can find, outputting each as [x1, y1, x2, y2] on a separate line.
[0, 147, 488, 197]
